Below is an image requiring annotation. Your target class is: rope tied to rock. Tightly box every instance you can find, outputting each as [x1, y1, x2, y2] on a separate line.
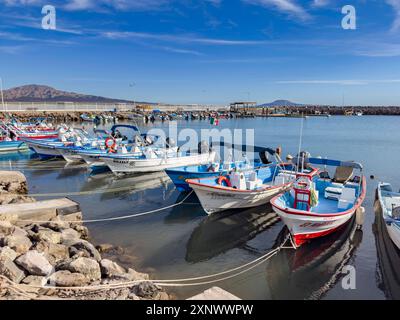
[16, 191, 194, 225]
[0, 234, 294, 297]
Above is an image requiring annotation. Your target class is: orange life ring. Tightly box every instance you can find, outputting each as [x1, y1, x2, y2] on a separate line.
[217, 176, 231, 187]
[105, 137, 116, 150]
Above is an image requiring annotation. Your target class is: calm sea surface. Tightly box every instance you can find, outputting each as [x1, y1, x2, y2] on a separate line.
[3, 116, 400, 300]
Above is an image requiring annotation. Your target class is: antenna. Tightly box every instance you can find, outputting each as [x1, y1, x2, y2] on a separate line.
[296, 114, 304, 173]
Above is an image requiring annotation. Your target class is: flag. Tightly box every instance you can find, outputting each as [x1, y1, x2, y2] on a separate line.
[210, 117, 219, 126]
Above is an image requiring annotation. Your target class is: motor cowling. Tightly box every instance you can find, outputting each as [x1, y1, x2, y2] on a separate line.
[259, 151, 271, 164]
[198, 140, 210, 154]
[166, 137, 176, 149]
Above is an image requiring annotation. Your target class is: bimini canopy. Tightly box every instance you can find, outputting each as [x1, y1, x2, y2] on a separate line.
[308, 157, 363, 170]
[111, 125, 139, 132]
[212, 142, 277, 156]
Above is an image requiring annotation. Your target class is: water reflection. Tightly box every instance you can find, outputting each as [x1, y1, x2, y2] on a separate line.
[373, 199, 400, 300]
[186, 205, 280, 263]
[164, 192, 205, 224]
[81, 171, 172, 200]
[266, 217, 362, 300]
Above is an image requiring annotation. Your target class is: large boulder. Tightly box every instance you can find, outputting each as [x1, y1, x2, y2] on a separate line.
[66, 240, 101, 262]
[0, 213, 18, 223]
[33, 241, 69, 266]
[0, 257, 25, 283]
[0, 247, 18, 261]
[0, 194, 35, 205]
[48, 270, 90, 287]
[66, 257, 101, 281]
[2, 235, 32, 254]
[0, 171, 28, 194]
[22, 275, 46, 286]
[0, 221, 14, 236]
[100, 259, 126, 278]
[73, 225, 89, 239]
[11, 226, 28, 238]
[133, 282, 162, 299]
[15, 250, 53, 276]
[60, 228, 81, 243]
[35, 228, 62, 244]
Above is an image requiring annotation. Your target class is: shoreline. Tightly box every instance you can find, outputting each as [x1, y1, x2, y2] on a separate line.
[2, 104, 400, 122]
[0, 170, 173, 300]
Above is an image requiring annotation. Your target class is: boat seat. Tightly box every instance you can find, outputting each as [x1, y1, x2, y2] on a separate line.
[338, 188, 356, 210]
[325, 186, 343, 200]
[334, 166, 354, 184]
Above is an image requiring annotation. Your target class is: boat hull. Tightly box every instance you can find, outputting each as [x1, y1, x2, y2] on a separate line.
[272, 206, 355, 247]
[0, 141, 29, 153]
[166, 169, 224, 192]
[387, 223, 400, 250]
[59, 149, 84, 163]
[190, 183, 289, 215]
[27, 143, 63, 158]
[79, 153, 106, 167]
[377, 183, 400, 250]
[102, 152, 216, 174]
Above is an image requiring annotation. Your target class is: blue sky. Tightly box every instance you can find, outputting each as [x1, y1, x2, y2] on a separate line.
[1, 0, 400, 105]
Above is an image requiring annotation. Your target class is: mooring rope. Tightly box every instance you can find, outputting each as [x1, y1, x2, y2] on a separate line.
[27, 183, 169, 198]
[17, 191, 194, 224]
[0, 234, 293, 296]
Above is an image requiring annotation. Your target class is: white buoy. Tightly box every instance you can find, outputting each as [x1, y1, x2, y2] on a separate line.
[356, 206, 365, 229]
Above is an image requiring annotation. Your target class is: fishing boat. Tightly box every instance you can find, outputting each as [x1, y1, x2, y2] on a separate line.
[80, 114, 95, 122]
[101, 149, 216, 174]
[187, 162, 299, 215]
[377, 183, 400, 250]
[0, 121, 58, 140]
[271, 156, 366, 247]
[75, 126, 160, 167]
[0, 139, 29, 153]
[165, 145, 275, 192]
[23, 127, 97, 158]
[166, 161, 254, 192]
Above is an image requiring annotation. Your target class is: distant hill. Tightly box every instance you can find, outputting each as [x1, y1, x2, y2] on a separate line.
[258, 100, 304, 107]
[2, 84, 134, 103]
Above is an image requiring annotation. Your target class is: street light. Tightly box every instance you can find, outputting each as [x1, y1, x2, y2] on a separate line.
[129, 82, 136, 110]
[0, 77, 5, 111]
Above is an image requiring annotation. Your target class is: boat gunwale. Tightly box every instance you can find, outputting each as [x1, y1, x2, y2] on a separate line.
[270, 175, 367, 218]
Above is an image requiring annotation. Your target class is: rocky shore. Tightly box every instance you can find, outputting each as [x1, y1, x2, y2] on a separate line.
[0, 171, 171, 300]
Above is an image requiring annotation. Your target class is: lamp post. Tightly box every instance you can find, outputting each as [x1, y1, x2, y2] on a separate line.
[0, 77, 5, 112]
[129, 82, 136, 110]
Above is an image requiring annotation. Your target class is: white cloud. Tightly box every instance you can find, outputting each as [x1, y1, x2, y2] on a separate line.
[386, 0, 400, 31]
[312, 0, 330, 8]
[243, 0, 311, 21]
[102, 31, 271, 45]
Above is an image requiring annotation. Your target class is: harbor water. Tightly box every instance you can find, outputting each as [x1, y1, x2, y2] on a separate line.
[2, 115, 399, 300]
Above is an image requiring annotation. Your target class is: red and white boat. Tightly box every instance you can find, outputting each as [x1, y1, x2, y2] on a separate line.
[271, 157, 366, 247]
[0, 121, 58, 140]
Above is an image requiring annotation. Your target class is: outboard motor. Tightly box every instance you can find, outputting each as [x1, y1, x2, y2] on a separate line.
[198, 140, 210, 154]
[294, 151, 311, 171]
[259, 151, 271, 164]
[166, 137, 176, 149]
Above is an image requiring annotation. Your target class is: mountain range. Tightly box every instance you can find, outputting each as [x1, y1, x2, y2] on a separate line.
[2, 84, 133, 103]
[1, 84, 307, 107]
[257, 100, 304, 107]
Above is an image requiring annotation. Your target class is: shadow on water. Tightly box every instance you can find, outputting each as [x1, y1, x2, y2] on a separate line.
[266, 216, 363, 300]
[186, 204, 281, 263]
[373, 197, 400, 300]
[163, 192, 205, 224]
